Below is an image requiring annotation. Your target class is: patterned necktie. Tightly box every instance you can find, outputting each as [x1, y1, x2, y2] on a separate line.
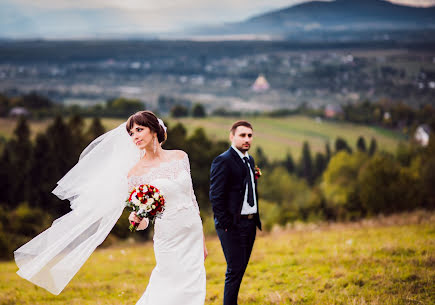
[243, 157, 254, 207]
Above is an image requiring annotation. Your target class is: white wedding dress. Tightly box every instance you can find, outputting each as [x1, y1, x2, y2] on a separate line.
[128, 154, 206, 305]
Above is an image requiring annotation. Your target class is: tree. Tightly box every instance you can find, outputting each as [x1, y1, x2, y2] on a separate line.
[29, 133, 59, 210]
[185, 128, 214, 211]
[170, 105, 189, 118]
[20, 92, 54, 110]
[298, 142, 314, 185]
[258, 166, 311, 224]
[395, 142, 414, 166]
[283, 151, 295, 174]
[368, 138, 377, 156]
[86, 117, 106, 145]
[192, 103, 206, 118]
[358, 153, 406, 214]
[0, 146, 14, 206]
[325, 142, 331, 163]
[163, 122, 187, 150]
[335, 137, 352, 154]
[321, 151, 368, 219]
[254, 147, 269, 169]
[8, 117, 33, 203]
[419, 134, 435, 208]
[13, 115, 31, 143]
[45, 116, 76, 215]
[158, 95, 191, 116]
[0, 94, 10, 117]
[106, 98, 144, 117]
[68, 114, 86, 157]
[313, 152, 326, 182]
[356, 136, 367, 152]
[421, 157, 435, 209]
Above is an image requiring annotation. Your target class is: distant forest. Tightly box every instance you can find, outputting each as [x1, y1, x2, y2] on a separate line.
[1, 40, 435, 62]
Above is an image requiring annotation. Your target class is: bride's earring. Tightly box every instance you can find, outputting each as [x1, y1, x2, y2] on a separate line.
[153, 137, 157, 154]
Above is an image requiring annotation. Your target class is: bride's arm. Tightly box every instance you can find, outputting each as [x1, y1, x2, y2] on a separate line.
[181, 153, 201, 214]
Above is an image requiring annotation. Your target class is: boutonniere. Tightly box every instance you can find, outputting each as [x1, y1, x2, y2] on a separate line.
[254, 165, 262, 180]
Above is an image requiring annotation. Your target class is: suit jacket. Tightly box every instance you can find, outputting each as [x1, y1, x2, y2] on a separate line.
[209, 147, 261, 230]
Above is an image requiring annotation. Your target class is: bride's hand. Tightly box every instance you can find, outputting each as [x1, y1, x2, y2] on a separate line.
[203, 234, 208, 260]
[128, 212, 142, 224]
[137, 218, 149, 230]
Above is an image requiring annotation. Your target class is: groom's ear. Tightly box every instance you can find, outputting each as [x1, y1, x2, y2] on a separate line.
[229, 132, 234, 142]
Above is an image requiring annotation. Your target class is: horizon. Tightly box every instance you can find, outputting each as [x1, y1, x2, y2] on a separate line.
[1, 0, 435, 39]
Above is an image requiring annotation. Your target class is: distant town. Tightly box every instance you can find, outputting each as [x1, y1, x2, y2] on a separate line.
[0, 40, 434, 114]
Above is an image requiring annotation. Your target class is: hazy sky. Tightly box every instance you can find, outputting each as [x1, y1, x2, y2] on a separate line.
[3, 0, 435, 36]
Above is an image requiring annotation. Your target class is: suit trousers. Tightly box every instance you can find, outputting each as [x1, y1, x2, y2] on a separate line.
[216, 218, 257, 305]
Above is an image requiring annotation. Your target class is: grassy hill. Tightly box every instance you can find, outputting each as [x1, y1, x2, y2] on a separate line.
[174, 116, 405, 160]
[0, 116, 405, 160]
[1, 211, 433, 304]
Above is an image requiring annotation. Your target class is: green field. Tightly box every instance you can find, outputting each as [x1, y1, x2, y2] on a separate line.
[0, 116, 405, 160]
[175, 116, 405, 159]
[1, 212, 433, 305]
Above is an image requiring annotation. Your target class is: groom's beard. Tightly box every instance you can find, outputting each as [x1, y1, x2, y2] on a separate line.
[236, 143, 251, 153]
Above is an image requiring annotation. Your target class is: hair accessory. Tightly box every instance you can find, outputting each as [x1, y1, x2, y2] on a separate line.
[157, 118, 167, 133]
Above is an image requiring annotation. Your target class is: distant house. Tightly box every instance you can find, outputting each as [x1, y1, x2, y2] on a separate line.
[415, 124, 431, 147]
[251, 74, 270, 92]
[9, 107, 30, 117]
[324, 104, 343, 118]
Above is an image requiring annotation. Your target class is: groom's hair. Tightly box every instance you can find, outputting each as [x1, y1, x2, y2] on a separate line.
[230, 120, 253, 134]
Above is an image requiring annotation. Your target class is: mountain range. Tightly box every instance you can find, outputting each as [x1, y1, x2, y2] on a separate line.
[191, 0, 435, 40]
[1, 0, 435, 40]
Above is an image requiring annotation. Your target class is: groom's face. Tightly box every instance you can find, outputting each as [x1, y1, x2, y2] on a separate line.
[230, 126, 253, 153]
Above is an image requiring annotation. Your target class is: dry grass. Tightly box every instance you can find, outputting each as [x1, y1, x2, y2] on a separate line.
[1, 211, 433, 305]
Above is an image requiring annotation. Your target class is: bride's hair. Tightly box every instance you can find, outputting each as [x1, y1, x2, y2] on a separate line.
[126, 110, 167, 144]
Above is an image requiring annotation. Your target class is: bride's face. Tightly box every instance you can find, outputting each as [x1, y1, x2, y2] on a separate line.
[129, 123, 155, 150]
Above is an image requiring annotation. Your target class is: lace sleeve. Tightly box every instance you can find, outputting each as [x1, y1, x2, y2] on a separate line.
[127, 177, 135, 191]
[182, 153, 200, 214]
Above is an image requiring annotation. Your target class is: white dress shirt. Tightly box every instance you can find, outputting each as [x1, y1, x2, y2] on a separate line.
[231, 145, 258, 215]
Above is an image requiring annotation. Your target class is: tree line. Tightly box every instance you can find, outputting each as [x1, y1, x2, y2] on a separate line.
[2, 92, 435, 135]
[1, 115, 434, 259]
[255, 134, 434, 230]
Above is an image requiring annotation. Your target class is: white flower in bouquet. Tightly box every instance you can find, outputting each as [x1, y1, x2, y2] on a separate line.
[153, 193, 160, 200]
[132, 195, 141, 206]
[147, 198, 155, 205]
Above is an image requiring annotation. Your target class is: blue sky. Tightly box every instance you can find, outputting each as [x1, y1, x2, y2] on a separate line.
[1, 0, 435, 38]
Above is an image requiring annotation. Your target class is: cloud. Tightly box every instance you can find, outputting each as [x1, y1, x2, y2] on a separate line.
[389, 0, 435, 6]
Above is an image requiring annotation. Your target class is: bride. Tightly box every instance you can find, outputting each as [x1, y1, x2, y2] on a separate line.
[14, 110, 207, 304]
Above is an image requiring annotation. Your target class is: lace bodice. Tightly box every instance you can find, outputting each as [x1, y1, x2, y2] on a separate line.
[127, 153, 200, 215]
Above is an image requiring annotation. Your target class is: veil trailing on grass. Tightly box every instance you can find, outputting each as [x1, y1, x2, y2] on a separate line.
[14, 122, 139, 295]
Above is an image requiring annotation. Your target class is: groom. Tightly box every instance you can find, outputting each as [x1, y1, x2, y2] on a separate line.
[210, 120, 261, 305]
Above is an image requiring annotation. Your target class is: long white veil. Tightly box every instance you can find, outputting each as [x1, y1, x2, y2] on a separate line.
[14, 122, 140, 295]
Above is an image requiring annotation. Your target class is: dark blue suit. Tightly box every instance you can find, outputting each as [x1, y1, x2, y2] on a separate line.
[210, 147, 261, 305]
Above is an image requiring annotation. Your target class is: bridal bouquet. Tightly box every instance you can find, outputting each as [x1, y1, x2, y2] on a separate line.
[126, 184, 165, 232]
